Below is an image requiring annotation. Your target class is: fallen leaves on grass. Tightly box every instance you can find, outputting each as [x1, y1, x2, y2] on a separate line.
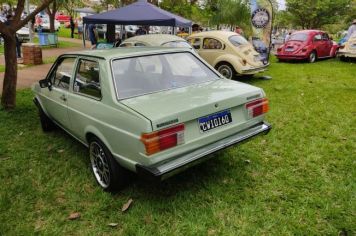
[108, 223, 119, 227]
[57, 149, 65, 153]
[122, 199, 133, 212]
[68, 212, 81, 220]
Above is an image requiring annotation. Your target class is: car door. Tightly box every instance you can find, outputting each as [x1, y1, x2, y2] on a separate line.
[322, 33, 333, 57]
[313, 34, 324, 57]
[67, 57, 102, 142]
[42, 56, 76, 130]
[198, 38, 225, 66]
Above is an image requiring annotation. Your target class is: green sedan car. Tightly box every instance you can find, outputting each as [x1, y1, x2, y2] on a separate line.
[33, 47, 271, 192]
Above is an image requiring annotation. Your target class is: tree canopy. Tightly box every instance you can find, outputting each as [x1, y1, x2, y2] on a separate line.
[285, 0, 352, 29]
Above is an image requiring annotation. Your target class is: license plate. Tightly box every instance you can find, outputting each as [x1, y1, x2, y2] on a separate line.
[285, 48, 294, 52]
[198, 110, 232, 132]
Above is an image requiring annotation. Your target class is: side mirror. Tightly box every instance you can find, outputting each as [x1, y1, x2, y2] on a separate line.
[39, 78, 52, 91]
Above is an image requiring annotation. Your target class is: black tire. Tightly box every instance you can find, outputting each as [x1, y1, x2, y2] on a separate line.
[340, 56, 347, 62]
[216, 62, 236, 80]
[308, 51, 317, 63]
[89, 137, 129, 192]
[38, 106, 55, 132]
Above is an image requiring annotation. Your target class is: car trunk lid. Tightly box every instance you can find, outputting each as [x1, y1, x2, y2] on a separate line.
[284, 40, 305, 52]
[121, 79, 264, 132]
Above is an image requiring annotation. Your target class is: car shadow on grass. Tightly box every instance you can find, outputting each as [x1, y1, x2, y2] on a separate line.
[50, 126, 253, 200]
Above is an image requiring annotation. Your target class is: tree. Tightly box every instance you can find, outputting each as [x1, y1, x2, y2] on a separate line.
[61, 0, 84, 17]
[208, 0, 250, 31]
[285, 0, 352, 29]
[46, 1, 58, 32]
[0, 0, 54, 110]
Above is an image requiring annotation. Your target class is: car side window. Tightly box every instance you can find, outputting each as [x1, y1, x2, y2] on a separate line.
[119, 43, 133, 47]
[322, 33, 329, 41]
[203, 38, 222, 50]
[51, 57, 76, 90]
[314, 34, 322, 42]
[188, 38, 201, 49]
[74, 59, 101, 99]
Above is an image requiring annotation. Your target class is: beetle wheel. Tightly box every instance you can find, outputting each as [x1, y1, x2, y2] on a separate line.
[216, 63, 236, 80]
[308, 51, 317, 63]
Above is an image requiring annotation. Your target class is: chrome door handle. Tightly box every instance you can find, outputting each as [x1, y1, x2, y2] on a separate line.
[59, 94, 67, 101]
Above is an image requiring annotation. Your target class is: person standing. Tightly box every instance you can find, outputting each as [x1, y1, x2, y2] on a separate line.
[284, 32, 291, 43]
[35, 15, 43, 33]
[70, 16, 75, 38]
[235, 26, 243, 36]
[88, 24, 97, 49]
[135, 26, 147, 36]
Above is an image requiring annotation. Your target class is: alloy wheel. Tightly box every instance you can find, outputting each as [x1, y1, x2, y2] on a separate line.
[90, 141, 111, 188]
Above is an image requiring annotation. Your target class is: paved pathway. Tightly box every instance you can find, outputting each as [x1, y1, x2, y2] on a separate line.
[0, 37, 91, 93]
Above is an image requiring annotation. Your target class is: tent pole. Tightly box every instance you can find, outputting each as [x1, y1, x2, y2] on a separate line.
[120, 25, 124, 40]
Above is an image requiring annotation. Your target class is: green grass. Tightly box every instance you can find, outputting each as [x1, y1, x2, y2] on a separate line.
[0, 65, 4, 72]
[0, 58, 355, 235]
[57, 27, 72, 38]
[0, 35, 80, 56]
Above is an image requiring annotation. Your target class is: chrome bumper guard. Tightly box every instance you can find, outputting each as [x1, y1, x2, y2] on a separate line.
[241, 64, 269, 74]
[136, 121, 271, 181]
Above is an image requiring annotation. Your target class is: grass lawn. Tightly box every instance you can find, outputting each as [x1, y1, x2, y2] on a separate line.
[0, 58, 355, 235]
[0, 65, 4, 72]
[0, 35, 80, 56]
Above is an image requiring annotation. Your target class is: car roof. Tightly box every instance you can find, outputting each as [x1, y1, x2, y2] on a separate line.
[188, 30, 239, 39]
[123, 34, 186, 46]
[61, 47, 192, 60]
[292, 30, 325, 35]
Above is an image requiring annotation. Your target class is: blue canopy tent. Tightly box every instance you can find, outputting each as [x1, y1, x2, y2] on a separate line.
[82, 0, 192, 46]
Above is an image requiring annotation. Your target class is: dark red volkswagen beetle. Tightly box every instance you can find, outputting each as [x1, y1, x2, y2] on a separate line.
[276, 30, 339, 63]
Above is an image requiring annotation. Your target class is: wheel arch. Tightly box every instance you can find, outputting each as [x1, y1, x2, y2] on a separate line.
[85, 127, 113, 152]
[213, 55, 242, 73]
[33, 95, 50, 117]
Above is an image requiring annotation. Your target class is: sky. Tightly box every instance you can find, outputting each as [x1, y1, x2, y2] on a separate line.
[277, 0, 286, 10]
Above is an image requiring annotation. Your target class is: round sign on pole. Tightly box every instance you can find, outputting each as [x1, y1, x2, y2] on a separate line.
[251, 8, 270, 29]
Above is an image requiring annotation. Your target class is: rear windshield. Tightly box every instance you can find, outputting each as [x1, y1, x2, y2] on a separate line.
[229, 35, 249, 46]
[112, 52, 219, 99]
[161, 41, 192, 48]
[289, 33, 308, 41]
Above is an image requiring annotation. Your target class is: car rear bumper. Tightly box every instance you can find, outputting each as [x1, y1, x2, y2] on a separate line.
[240, 64, 269, 74]
[337, 51, 356, 58]
[136, 121, 271, 181]
[275, 54, 307, 60]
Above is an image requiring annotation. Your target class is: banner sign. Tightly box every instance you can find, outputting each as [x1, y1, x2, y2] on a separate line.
[250, 0, 273, 63]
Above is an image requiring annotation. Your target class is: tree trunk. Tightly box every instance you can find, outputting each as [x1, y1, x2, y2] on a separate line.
[1, 34, 18, 110]
[49, 14, 55, 32]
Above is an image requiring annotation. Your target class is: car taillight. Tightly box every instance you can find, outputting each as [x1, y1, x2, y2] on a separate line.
[277, 47, 282, 52]
[246, 98, 269, 118]
[141, 124, 185, 156]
